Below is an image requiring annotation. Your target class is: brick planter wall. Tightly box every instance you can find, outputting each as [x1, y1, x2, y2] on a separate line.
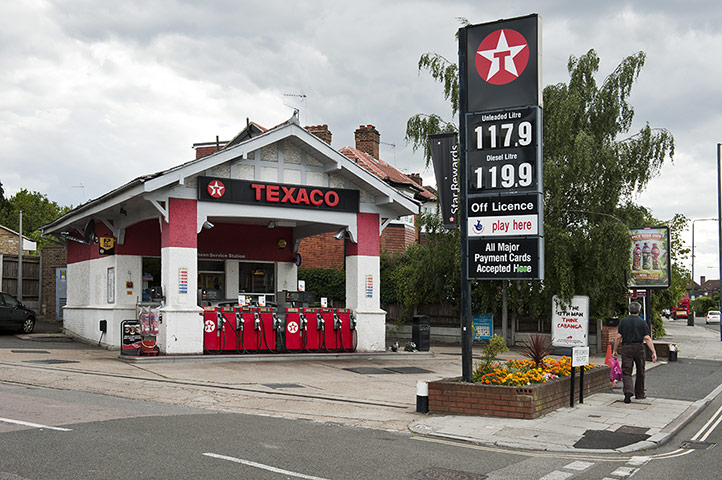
[428, 366, 611, 419]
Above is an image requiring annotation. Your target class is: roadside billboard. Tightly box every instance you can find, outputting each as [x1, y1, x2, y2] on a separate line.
[551, 295, 589, 347]
[628, 226, 671, 289]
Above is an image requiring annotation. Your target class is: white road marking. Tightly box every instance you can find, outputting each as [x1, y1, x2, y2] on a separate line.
[538, 471, 574, 480]
[203, 452, 331, 480]
[563, 460, 594, 471]
[0, 417, 72, 432]
[611, 466, 638, 477]
[627, 456, 650, 466]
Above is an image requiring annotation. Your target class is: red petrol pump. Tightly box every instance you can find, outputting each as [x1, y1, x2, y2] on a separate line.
[284, 308, 304, 352]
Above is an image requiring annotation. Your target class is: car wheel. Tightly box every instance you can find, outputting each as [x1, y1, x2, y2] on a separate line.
[20, 317, 36, 334]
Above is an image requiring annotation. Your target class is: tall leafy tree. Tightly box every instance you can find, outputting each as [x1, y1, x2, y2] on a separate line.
[405, 46, 676, 319]
[0, 189, 71, 251]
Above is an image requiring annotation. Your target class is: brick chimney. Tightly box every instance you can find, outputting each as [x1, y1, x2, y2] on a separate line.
[407, 173, 423, 186]
[354, 124, 380, 159]
[701, 276, 706, 285]
[305, 124, 332, 145]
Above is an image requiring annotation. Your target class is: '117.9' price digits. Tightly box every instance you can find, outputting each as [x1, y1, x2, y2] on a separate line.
[474, 121, 532, 149]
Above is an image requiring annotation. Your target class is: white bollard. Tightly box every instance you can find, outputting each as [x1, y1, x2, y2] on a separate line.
[416, 380, 429, 413]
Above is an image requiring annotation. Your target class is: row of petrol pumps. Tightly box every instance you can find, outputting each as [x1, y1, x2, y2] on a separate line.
[202, 306, 357, 354]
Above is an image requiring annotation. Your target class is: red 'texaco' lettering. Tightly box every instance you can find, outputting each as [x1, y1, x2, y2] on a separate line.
[309, 189, 324, 206]
[325, 191, 339, 207]
[266, 185, 280, 202]
[281, 186, 297, 203]
[251, 183, 265, 201]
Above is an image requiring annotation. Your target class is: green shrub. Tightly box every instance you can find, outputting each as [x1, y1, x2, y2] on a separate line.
[297, 268, 345, 302]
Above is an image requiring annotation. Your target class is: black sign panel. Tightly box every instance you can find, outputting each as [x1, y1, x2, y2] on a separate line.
[198, 177, 360, 213]
[429, 133, 460, 229]
[464, 14, 541, 112]
[468, 193, 539, 217]
[467, 106, 541, 194]
[468, 237, 542, 280]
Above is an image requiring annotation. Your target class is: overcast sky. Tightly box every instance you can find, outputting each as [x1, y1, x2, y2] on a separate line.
[2, 1, 722, 282]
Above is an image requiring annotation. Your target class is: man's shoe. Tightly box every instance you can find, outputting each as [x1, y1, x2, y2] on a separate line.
[636, 395, 646, 399]
[624, 393, 632, 404]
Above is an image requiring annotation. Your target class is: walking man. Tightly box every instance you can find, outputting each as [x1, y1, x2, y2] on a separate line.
[612, 302, 657, 403]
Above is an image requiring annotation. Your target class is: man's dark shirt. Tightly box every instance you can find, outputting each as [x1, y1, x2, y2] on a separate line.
[618, 314, 650, 344]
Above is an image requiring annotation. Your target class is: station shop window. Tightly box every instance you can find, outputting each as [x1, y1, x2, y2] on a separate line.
[239, 262, 275, 301]
[141, 257, 161, 302]
[198, 260, 225, 303]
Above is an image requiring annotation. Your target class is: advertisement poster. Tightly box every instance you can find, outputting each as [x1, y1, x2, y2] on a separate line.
[551, 295, 589, 347]
[429, 132, 459, 230]
[472, 313, 493, 340]
[628, 226, 671, 289]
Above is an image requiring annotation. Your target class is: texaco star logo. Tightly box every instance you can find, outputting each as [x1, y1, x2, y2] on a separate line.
[475, 29, 529, 85]
[287, 321, 299, 334]
[207, 180, 225, 198]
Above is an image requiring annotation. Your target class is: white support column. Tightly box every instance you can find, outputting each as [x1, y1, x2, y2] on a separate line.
[345, 254, 386, 351]
[345, 212, 386, 352]
[157, 197, 203, 355]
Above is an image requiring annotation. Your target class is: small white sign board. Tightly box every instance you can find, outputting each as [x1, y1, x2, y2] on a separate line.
[572, 346, 590, 367]
[258, 295, 266, 307]
[298, 280, 306, 292]
[320, 297, 328, 308]
[551, 295, 590, 347]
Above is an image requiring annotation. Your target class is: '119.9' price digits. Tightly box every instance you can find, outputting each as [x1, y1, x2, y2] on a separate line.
[473, 163, 533, 190]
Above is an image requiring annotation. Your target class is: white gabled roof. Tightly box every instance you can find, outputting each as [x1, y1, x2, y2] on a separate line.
[43, 115, 419, 235]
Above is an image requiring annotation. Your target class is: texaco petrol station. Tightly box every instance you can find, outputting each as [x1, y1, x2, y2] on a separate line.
[42, 115, 418, 354]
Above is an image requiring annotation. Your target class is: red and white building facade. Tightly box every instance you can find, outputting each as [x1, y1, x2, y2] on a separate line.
[43, 115, 419, 354]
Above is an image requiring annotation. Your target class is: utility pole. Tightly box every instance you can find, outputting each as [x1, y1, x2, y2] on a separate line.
[17, 210, 22, 301]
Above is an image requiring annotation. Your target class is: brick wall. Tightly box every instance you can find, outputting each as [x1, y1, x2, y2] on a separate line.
[298, 233, 344, 270]
[380, 224, 416, 253]
[40, 245, 67, 321]
[0, 229, 34, 255]
[428, 366, 611, 419]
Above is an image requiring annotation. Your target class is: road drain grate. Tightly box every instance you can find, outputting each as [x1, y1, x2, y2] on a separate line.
[411, 467, 487, 479]
[23, 359, 80, 365]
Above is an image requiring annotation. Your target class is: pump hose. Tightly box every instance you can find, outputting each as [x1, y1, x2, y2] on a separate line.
[223, 318, 242, 354]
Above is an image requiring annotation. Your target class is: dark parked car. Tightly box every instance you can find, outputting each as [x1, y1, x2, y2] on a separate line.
[0, 292, 36, 333]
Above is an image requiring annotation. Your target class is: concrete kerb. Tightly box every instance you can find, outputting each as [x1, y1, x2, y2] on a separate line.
[119, 351, 436, 364]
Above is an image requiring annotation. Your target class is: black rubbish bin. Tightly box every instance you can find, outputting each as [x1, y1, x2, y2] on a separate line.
[412, 315, 431, 352]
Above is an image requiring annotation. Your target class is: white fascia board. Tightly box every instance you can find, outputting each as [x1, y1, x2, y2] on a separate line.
[143, 125, 298, 194]
[43, 183, 146, 234]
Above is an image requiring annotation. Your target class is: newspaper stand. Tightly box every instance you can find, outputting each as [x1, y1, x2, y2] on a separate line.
[120, 319, 143, 356]
[137, 307, 160, 356]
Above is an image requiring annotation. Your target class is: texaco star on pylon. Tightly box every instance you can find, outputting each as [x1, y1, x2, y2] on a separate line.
[475, 29, 529, 85]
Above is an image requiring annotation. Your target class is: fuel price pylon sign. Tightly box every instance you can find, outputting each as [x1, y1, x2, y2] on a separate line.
[460, 14, 544, 281]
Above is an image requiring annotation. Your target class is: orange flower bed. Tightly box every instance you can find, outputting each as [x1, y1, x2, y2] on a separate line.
[472, 356, 595, 386]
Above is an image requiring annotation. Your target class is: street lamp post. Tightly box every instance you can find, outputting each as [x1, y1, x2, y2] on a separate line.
[691, 217, 718, 295]
[717, 143, 722, 341]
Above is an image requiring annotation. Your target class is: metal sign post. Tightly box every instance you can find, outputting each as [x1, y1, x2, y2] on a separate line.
[458, 14, 543, 381]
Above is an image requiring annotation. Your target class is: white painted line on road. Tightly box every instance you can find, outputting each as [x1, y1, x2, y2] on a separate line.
[0, 417, 72, 432]
[627, 456, 650, 466]
[610, 466, 638, 477]
[203, 453, 330, 480]
[563, 460, 594, 471]
[698, 411, 722, 442]
[537, 471, 574, 480]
